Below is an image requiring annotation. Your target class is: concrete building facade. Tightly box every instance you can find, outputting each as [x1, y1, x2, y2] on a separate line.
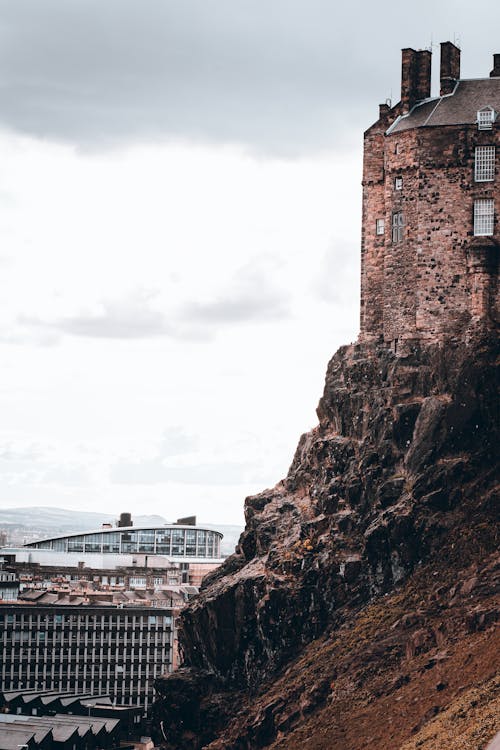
[0, 602, 174, 714]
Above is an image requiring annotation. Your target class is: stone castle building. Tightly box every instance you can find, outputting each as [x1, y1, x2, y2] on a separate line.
[360, 41, 499, 353]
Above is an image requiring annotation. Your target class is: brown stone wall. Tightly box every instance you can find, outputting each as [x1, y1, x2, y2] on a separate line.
[383, 130, 420, 348]
[360, 115, 499, 350]
[359, 111, 389, 340]
[413, 124, 498, 342]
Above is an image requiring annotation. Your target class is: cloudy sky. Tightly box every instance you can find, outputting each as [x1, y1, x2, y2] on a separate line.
[1, 1, 499, 526]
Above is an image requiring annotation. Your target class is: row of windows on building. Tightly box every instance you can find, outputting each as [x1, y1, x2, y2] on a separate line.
[31, 527, 221, 557]
[380, 200, 496, 242]
[0, 602, 175, 713]
[389, 145, 496, 194]
[375, 143, 498, 240]
[375, 199, 496, 242]
[0, 612, 171, 626]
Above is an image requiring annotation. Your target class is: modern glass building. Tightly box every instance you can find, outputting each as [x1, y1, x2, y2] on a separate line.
[24, 524, 223, 561]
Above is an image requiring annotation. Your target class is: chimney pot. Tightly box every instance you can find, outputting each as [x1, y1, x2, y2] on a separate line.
[118, 512, 132, 528]
[379, 102, 391, 120]
[440, 41, 461, 95]
[401, 48, 432, 113]
[490, 54, 500, 77]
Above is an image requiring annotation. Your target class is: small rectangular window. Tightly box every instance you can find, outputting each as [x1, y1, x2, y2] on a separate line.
[376, 219, 385, 235]
[394, 176, 403, 190]
[474, 199, 494, 236]
[477, 109, 495, 130]
[392, 212, 404, 243]
[475, 146, 495, 181]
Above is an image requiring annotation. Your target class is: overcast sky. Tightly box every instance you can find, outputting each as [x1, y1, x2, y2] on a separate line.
[1, 1, 499, 527]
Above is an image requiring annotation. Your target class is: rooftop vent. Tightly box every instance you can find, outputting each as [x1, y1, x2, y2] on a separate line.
[117, 512, 132, 528]
[176, 516, 197, 526]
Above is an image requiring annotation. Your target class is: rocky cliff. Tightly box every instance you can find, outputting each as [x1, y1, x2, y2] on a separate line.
[152, 333, 499, 749]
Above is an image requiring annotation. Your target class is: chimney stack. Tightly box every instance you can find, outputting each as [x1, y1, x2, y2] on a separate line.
[490, 54, 500, 77]
[401, 48, 432, 113]
[440, 41, 461, 95]
[118, 512, 132, 528]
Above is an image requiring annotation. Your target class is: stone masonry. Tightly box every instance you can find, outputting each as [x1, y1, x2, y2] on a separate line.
[360, 42, 500, 354]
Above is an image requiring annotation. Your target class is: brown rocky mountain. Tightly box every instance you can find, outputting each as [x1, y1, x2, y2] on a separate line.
[152, 42, 500, 749]
[152, 333, 499, 749]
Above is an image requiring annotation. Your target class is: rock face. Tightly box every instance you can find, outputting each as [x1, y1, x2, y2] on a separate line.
[152, 333, 499, 749]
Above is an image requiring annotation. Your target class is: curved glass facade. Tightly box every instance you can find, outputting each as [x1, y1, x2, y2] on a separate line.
[25, 527, 222, 559]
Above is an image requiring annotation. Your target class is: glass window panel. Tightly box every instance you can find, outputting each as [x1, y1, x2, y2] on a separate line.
[121, 530, 138, 552]
[478, 108, 495, 130]
[138, 530, 155, 552]
[102, 532, 120, 553]
[68, 536, 84, 552]
[475, 146, 495, 181]
[474, 199, 494, 236]
[156, 542, 171, 554]
[84, 534, 102, 553]
[391, 212, 404, 243]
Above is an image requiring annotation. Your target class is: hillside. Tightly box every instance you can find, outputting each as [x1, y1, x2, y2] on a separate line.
[152, 333, 499, 749]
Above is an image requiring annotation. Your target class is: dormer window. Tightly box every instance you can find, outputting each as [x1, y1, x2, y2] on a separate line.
[477, 106, 497, 130]
[394, 176, 403, 190]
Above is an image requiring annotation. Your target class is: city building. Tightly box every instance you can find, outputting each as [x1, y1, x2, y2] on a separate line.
[0, 563, 19, 601]
[360, 42, 499, 354]
[0, 599, 175, 714]
[1, 514, 224, 588]
[0, 514, 219, 719]
[0, 710, 123, 750]
[12, 561, 190, 592]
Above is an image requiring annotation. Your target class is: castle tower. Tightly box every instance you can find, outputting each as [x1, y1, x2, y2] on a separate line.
[359, 42, 499, 354]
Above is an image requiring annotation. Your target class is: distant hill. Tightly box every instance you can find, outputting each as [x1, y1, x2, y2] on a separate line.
[0, 506, 242, 557]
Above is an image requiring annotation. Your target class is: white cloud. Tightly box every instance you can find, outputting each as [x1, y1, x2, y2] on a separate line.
[16, 263, 291, 342]
[0, 133, 360, 523]
[0, 1, 496, 156]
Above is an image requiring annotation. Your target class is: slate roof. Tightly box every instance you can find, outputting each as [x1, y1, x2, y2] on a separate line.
[0, 727, 37, 749]
[0, 712, 120, 744]
[388, 78, 500, 134]
[0, 724, 50, 747]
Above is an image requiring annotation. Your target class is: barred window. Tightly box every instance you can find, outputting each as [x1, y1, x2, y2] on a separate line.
[474, 199, 494, 236]
[477, 108, 495, 130]
[475, 146, 495, 181]
[394, 176, 403, 190]
[376, 218, 385, 235]
[392, 212, 404, 243]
